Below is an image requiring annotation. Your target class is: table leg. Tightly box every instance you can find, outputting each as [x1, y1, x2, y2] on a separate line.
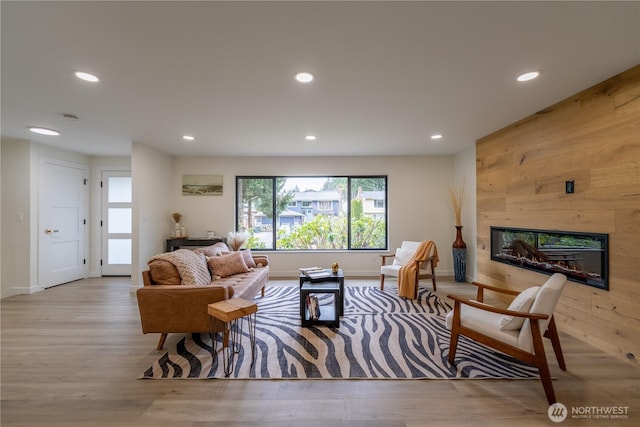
[222, 321, 236, 377]
[247, 312, 257, 365]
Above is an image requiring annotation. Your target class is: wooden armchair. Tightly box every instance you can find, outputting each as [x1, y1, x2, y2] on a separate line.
[445, 273, 567, 404]
[380, 240, 437, 297]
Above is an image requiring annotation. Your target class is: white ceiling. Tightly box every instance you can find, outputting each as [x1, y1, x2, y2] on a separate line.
[2, 1, 639, 157]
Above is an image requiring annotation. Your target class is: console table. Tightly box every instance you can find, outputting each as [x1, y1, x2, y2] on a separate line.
[166, 237, 226, 252]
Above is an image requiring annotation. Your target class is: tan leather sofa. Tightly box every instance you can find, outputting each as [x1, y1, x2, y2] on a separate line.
[136, 248, 269, 350]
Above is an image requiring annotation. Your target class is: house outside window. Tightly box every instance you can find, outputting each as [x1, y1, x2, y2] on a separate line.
[318, 200, 332, 210]
[236, 176, 387, 250]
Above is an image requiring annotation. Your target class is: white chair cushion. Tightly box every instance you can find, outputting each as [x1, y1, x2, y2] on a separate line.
[518, 273, 567, 352]
[392, 248, 414, 266]
[446, 304, 520, 349]
[499, 286, 540, 331]
[381, 264, 402, 275]
[381, 264, 430, 277]
[399, 241, 421, 252]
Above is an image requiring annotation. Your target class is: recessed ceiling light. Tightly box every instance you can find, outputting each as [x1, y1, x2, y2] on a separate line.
[517, 71, 540, 82]
[182, 135, 195, 141]
[295, 72, 314, 83]
[305, 135, 317, 141]
[29, 127, 60, 136]
[430, 134, 443, 140]
[74, 71, 100, 82]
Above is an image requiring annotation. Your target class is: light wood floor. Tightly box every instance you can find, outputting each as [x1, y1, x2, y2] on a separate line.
[1, 277, 638, 426]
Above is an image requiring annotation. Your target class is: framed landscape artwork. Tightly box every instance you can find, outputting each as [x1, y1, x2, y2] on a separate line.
[182, 174, 223, 196]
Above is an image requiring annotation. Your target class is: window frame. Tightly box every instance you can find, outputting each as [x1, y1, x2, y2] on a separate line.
[236, 175, 388, 251]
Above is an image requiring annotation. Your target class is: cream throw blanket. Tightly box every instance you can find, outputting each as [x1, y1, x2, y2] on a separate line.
[150, 249, 211, 286]
[398, 240, 439, 299]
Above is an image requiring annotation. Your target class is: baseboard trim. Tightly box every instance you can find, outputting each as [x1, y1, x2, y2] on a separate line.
[1, 285, 44, 299]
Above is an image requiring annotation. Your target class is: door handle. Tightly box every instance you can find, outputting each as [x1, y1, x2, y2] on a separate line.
[45, 229, 60, 234]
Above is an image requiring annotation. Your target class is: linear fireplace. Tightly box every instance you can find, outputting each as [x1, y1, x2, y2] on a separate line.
[491, 226, 609, 291]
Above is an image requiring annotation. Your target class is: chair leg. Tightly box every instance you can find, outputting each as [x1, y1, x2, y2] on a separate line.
[157, 333, 168, 351]
[545, 316, 566, 371]
[431, 261, 437, 292]
[531, 320, 557, 405]
[448, 328, 460, 365]
[380, 274, 385, 290]
[447, 302, 461, 364]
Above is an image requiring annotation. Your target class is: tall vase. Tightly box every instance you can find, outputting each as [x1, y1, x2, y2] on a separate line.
[452, 225, 467, 282]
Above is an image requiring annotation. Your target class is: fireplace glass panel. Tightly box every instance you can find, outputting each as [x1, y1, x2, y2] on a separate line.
[491, 227, 608, 290]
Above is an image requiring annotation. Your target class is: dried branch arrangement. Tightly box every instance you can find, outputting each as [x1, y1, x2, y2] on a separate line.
[447, 179, 465, 227]
[227, 231, 249, 251]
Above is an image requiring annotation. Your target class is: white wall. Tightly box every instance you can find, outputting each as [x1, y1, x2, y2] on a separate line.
[146, 155, 459, 279]
[1, 138, 31, 298]
[131, 142, 173, 288]
[2, 138, 475, 295]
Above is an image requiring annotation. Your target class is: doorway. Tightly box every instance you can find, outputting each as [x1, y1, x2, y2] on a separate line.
[101, 171, 132, 276]
[38, 158, 88, 288]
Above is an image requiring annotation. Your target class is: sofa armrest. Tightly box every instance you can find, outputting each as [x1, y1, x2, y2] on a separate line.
[252, 254, 269, 267]
[136, 284, 233, 334]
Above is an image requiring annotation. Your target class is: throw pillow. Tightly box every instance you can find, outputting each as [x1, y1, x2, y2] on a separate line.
[196, 242, 230, 257]
[148, 259, 182, 286]
[207, 251, 250, 278]
[240, 248, 257, 268]
[392, 248, 414, 266]
[148, 249, 211, 286]
[499, 286, 540, 330]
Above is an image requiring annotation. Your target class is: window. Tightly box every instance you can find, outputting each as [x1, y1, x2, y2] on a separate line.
[236, 176, 387, 250]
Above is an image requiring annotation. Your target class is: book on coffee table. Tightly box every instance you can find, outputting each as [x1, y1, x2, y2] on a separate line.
[299, 267, 324, 274]
[303, 270, 333, 280]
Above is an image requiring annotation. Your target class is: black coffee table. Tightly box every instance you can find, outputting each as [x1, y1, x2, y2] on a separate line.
[299, 269, 345, 327]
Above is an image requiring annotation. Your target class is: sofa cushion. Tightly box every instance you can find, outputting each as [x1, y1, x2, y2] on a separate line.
[196, 242, 230, 257]
[218, 265, 269, 300]
[148, 259, 182, 286]
[240, 249, 257, 268]
[207, 251, 250, 278]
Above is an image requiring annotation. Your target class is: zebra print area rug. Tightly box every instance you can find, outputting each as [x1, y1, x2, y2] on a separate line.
[142, 284, 540, 379]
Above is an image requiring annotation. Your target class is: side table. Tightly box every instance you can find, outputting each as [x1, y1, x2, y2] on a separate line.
[207, 298, 258, 377]
[299, 269, 345, 316]
[300, 281, 341, 328]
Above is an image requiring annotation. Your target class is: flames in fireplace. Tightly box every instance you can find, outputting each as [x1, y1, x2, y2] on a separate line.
[491, 227, 608, 290]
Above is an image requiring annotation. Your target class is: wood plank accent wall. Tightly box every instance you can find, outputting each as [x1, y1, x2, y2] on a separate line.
[476, 65, 640, 366]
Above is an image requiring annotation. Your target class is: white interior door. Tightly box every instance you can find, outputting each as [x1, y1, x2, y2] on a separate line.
[101, 171, 132, 276]
[38, 159, 87, 288]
